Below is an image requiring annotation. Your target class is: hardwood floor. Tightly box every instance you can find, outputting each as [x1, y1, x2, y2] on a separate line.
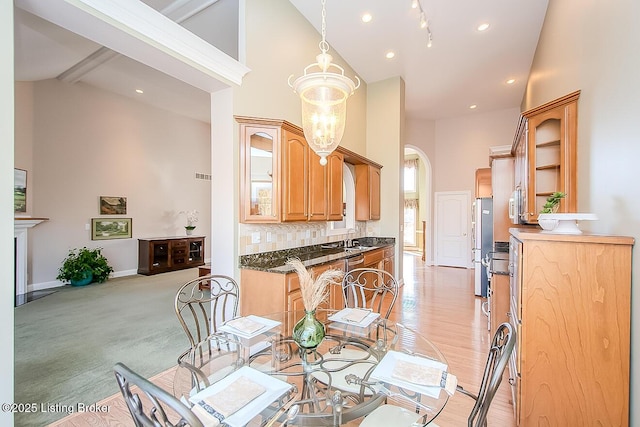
[48, 253, 515, 426]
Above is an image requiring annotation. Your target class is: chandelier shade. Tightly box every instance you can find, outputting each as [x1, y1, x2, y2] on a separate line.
[289, 1, 359, 166]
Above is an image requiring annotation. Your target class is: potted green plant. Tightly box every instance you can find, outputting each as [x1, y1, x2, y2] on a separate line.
[56, 247, 114, 286]
[540, 191, 566, 214]
[180, 209, 199, 235]
[538, 192, 566, 231]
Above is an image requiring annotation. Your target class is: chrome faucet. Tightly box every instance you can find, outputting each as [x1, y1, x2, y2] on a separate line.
[344, 229, 357, 248]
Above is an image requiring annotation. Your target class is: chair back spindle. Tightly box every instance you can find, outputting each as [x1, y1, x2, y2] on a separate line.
[114, 362, 204, 427]
[174, 274, 239, 364]
[341, 268, 399, 319]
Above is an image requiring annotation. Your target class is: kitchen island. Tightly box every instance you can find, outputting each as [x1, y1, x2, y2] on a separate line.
[238, 238, 395, 316]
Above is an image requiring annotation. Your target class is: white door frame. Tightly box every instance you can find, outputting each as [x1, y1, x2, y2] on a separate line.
[434, 190, 471, 268]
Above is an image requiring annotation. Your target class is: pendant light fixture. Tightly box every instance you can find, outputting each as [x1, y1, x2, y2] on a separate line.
[289, 0, 360, 166]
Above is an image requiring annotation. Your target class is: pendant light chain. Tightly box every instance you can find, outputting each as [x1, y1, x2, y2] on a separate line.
[319, 0, 329, 55]
[289, 0, 360, 165]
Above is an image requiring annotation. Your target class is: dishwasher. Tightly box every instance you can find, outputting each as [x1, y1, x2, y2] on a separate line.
[345, 254, 365, 272]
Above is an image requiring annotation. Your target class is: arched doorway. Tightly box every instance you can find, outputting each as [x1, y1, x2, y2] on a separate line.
[403, 146, 433, 264]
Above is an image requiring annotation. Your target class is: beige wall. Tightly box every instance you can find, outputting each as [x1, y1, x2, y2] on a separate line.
[406, 108, 519, 263]
[14, 82, 34, 215]
[2, 0, 14, 421]
[524, 0, 640, 420]
[434, 108, 520, 193]
[16, 79, 212, 287]
[366, 77, 405, 277]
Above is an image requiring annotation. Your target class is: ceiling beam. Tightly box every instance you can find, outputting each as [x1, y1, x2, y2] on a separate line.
[16, 0, 250, 92]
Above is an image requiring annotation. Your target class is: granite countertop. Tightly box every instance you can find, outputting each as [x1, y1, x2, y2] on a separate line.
[239, 237, 395, 274]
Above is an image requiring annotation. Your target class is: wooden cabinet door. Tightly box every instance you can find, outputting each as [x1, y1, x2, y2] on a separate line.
[369, 166, 381, 220]
[281, 128, 308, 221]
[491, 157, 515, 242]
[355, 164, 381, 221]
[309, 150, 343, 221]
[489, 274, 510, 337]
[238, 124, 280, 223]
[309, 260, 345, 313]
[288, 290, 305, 312]
[383, 256, 394, 277]
[186, 237, 205, 266]
[308, 150, 328, 221]
[327, 151, 344, 221]
[513, 120, 529, 224]
[475, 168, 492, 198]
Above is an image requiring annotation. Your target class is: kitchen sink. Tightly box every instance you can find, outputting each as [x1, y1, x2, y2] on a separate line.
[344, 246, 374, 252]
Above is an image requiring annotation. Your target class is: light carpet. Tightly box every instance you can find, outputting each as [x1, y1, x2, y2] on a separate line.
[14, 268, 200, 426]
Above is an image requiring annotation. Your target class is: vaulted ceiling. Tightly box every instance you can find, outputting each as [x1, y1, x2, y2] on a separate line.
[14, 0, 549, 123]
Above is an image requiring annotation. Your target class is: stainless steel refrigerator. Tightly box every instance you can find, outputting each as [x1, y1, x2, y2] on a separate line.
[472, 197, 493, 297]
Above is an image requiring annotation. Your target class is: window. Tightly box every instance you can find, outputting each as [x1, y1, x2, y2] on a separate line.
[404, 199, 418, 246]
[404, 158, 418, 192]
[327, 164, 355, 235]
[403, 157, 419, 247]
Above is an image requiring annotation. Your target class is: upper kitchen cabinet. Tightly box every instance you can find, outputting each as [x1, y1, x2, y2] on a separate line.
[239, 120, 279, 223]
[355, 164, 381, 221]
[490, 155, 515, 243]
[475, 168, 492, 198]
[238, 116, 344, 223]
[281, 126, 309, 221]
[512, 91, 579, 224]
[309, 150, 344, 221]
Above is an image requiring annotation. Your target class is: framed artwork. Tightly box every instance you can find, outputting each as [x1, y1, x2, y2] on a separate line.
[14, 169, 27, 213]
[91, 218, 132, 240]
[100, 196, 127, 215]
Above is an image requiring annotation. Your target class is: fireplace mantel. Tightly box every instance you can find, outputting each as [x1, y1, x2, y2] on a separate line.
[14, 217, 48, 296]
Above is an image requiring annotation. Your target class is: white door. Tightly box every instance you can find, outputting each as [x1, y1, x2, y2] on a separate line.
[435, 191, 470, 268]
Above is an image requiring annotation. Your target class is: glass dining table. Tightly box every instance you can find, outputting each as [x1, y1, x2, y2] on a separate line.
[173, 309, 451, 426]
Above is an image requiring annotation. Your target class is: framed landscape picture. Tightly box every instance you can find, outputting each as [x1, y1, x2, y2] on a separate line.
[91, 218, 132, 240]
[14, 169, 27, 213]
[99, 196, 127, 215]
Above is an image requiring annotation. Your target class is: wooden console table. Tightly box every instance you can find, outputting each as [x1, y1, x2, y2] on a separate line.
[137, 236, 205, 275]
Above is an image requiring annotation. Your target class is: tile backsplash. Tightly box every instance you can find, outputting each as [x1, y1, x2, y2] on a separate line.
[239, 222, 368, 255]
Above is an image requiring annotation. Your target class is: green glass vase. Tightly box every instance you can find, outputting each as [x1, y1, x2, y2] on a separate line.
[292, 310, 325, 350]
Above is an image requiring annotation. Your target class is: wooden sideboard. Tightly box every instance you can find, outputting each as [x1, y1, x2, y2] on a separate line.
[508, 229, 633, 425]
[137, 236, 205, 275]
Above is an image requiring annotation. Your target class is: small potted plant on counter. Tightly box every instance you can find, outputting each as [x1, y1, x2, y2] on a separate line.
[538, 192, 566, 231]
[56, 247, 114, 286]
[180, 209, 199, 235]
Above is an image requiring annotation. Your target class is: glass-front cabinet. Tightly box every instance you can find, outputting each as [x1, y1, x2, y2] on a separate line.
[239, 122, 280, 222]
[512, 91, 579, 224]
[237, 116, 311, 223]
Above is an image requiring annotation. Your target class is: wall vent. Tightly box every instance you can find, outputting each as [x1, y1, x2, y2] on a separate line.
[195, 172, 212, 181]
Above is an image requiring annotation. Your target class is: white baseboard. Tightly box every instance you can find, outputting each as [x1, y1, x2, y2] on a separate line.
[112, 269, 138, 278]
[27, 269, 139, 293]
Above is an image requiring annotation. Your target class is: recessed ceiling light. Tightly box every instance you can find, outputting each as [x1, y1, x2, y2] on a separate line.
[411, 0, 419, 9]
[477, 23, 490, 32]
[506, 78, 516, 85]
[469, 104, 477, 109]
[362, 13, 372, 23]
[385, 51, 395, 59]
[135, 89, 144, 94]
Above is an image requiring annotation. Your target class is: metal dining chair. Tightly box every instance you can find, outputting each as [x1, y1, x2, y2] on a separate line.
[174, 274, 239, 365]
[359, 322, 516, 427]
[114, 362, 204, 427]
[310, 268, 400, 399]
[340, 268, 399, 319]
